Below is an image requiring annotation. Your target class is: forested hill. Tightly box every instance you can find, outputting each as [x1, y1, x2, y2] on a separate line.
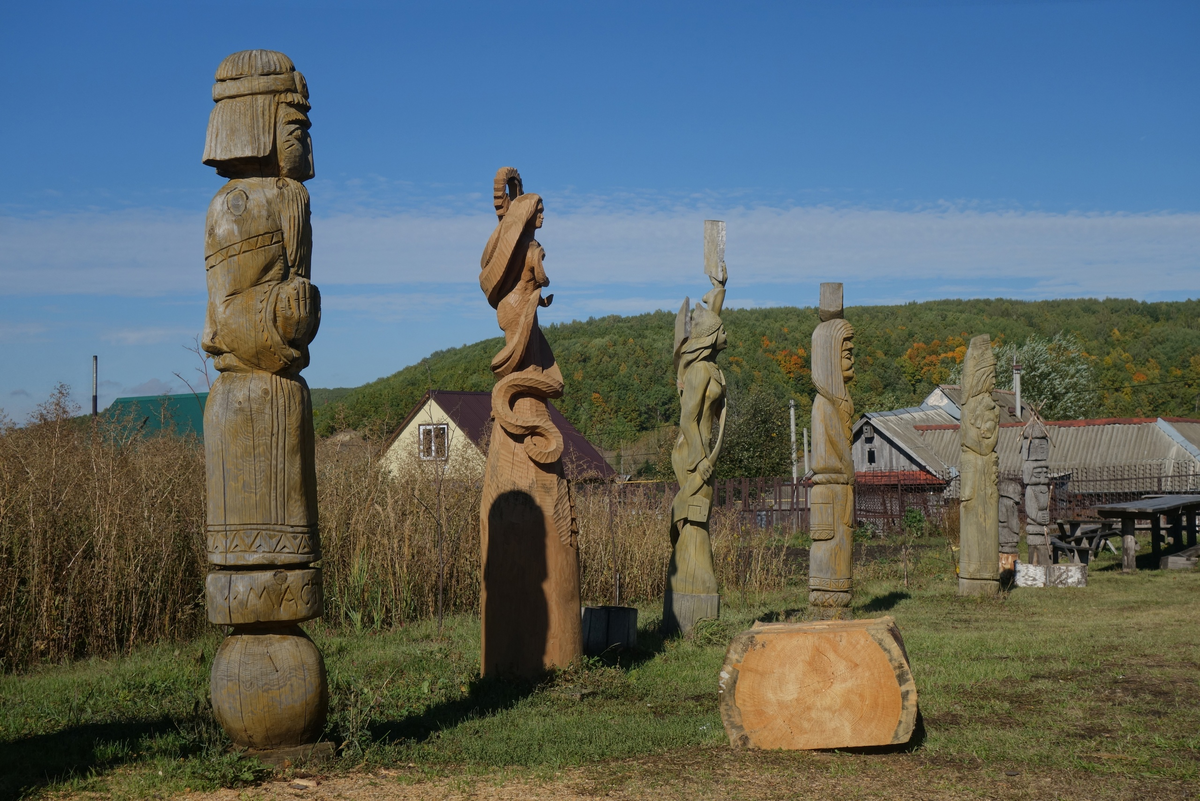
[314, 298, 1200, 470]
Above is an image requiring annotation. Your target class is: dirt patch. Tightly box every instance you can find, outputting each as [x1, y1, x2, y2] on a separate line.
[159, 748, 1198, 801]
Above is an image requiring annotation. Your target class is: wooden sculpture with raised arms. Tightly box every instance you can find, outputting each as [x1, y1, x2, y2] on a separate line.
[478, 167, 582, 677]
[201, 49, 328, 755]
[663, 220, 728, 635]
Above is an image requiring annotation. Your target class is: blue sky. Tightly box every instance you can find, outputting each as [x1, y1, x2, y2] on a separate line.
[2, 0, 1198, 420]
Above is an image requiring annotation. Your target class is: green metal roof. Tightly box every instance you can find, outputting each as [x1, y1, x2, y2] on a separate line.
[105, 393, 207, 439]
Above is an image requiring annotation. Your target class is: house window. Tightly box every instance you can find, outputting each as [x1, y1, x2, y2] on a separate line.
[418, 424, 448, 460]
[863, 423, 875, 443]
[867, 448, 876, 465]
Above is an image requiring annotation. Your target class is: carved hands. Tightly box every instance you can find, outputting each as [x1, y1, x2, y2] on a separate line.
[274, 276, 320, 346]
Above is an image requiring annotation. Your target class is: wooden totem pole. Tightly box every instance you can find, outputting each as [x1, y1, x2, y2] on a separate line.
[664, 220, 729, 635]
[998, 478, 1022, 580]
[808, 283, 855, 618]
[201, 50, 328, 752]
[1022, 415, 1052, 565]
[478, 167, 582, 677]
[958, 334, 1000, 595]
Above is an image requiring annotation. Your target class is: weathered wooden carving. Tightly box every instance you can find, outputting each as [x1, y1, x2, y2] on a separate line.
[478, 168, 581, 676]
[998, 479, 1022, 555]
[958, 334, 1000, 595]
[719, 617, 918, 750]
[201, 49, 327, 751]
[809, 283, 855, 617]
[663, 220, 728, 635]
[1022, 415, 1052, 565]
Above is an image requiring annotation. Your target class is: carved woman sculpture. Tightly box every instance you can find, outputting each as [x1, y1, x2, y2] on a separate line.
[478, 167, 581, 676]
[201, 50, 327, 751]
[958, 334, 1000, 595]
[663, 245, 728, 636]
[809, 284, 855, 616]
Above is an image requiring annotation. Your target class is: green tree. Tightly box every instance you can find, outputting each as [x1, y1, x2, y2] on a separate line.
[715, 384, 792, 480]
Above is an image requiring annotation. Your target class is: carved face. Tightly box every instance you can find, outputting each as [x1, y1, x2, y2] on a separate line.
[840, 337, 855, 382]
[715, 325, 728, 351]
[277, 103, 314, 180]
[534, 200, 544, 230]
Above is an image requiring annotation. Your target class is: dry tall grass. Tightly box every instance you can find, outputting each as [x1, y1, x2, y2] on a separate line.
[0, 387, 207, 670]
[0, 388, 795, 670]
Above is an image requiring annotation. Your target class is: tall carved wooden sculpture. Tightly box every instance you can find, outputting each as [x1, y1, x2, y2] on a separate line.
[1022, 415, 1052, 565]
[479, 168, 582, 676]
[809, 283, 855, 618]
[958, 335, 1000, 596]
[201, 50, 327, 752]
[664, 220, 729, 635]
[998, 478, 1022, 581]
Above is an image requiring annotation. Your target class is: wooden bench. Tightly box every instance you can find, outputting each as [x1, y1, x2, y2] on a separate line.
[1092, 495, 1200, 574]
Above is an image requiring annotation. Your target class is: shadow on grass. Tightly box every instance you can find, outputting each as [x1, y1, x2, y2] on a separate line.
[0, 718, 181, 799]
[859, 591, 912, 614]
[754, 609, 806, 624]
[369, 675, 540, 745]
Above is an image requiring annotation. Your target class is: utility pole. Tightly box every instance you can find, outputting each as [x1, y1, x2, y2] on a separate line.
[803, 427, 809, 475]
[789, 398, 798, 482]
[91, 355, 98, 417]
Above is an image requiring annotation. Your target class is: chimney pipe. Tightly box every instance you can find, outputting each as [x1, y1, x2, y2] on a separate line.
[92, 355, 98, 417]
[1013, 361, 1023, 421]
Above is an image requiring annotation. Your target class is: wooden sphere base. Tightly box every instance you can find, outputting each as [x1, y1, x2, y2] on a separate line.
[719, 616, 918, 750]
[211, 625, 328, 749]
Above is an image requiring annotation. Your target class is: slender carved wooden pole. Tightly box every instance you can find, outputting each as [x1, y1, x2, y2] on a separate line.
[808, 283, 855, 618]
[478, 167, 582, 676]
[958, 335, 1000, 596]
[201, 50, 328, 752]
[663, 220, 728, 635]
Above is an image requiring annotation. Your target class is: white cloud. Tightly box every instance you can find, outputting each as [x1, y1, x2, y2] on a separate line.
[103, 326, 199, 346]
[3, 200, 1199, 300]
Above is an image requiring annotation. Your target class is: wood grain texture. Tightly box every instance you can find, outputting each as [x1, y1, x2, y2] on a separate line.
[202, 49, 326, 749]
[809, 287, 855, 612]
[206, 568, 322, 625]
[664, 224, 728, 635]
[210, 627, 328, 749]
[479, 168, 581, 676]
[959, 335, 999, 595]
[719, 617, 918, 751]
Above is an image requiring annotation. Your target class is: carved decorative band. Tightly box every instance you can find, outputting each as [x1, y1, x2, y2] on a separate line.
[809, 589, 851, 607]
[809, 577, 853, 591]
[207, 524, 319, 566]
[204, 230, 284, 270]
[213, 73, 306, 102]
[206, 568, 322, 625]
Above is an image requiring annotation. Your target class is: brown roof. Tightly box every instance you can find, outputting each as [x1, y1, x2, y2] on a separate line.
[389, 390, 615, 480]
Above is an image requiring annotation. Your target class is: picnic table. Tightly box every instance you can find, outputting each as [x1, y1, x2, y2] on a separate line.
[1092, 495, 1200, 573]
[1051, 519, 1122, 565]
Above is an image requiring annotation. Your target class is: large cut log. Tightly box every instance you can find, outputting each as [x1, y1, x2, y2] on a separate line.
[718, 616, 918, 750]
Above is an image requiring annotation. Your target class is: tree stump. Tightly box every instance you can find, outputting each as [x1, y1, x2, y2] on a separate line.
[718, 616, 918, 750]
[581, 606, 638, 656]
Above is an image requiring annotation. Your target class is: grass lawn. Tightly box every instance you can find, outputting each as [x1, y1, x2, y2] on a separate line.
[1, 538, 1198, 800]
